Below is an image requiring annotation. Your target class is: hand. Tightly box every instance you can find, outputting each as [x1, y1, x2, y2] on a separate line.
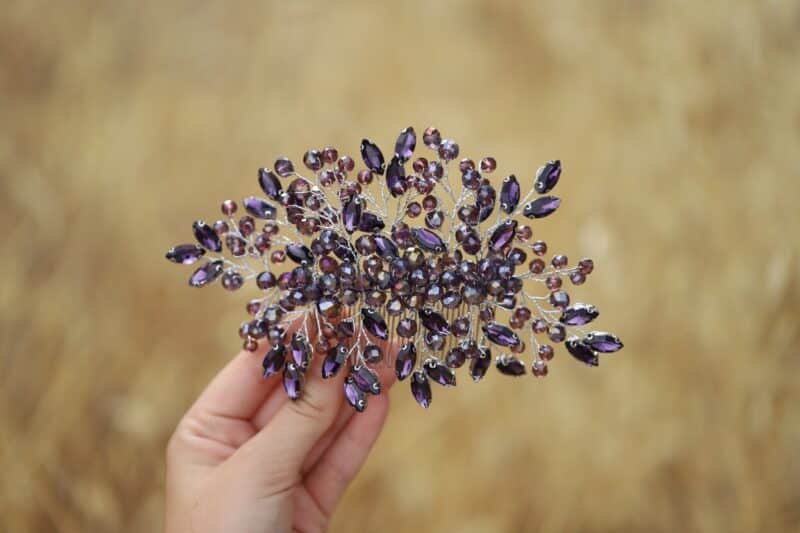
[165, 332, 394, 533]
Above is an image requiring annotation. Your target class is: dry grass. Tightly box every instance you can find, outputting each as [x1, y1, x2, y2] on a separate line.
[1, 1, 799, 531]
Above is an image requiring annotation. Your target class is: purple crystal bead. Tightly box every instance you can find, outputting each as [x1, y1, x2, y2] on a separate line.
[166, 244, 206, 264]
[258, 168, 283, 201]
[262, 344, 286, 377]
[566, 337, 599, 366]
[496, 354, 526, 376]
[283, 361, 303, 400]
[274, 157, 294, 177]
[438, 139, 459, 162]
[386, 155, 406, 197]
[352, 365, 381, 395]
[410, 370, 432, 408]
[243, 196, 277, 220]
[419, 308, 450, 335]
[361, 308, 388, 340]
[445, 346, 466, 369]
[482, 322, 521, 348]
[424, 358, 456, 387]
[189, 260, 224, 287]
[560, 303, 599, 326]
[523, 196, 561, 219]
[412, 228, 445, 254]
[359, 212, 385, 233]
[290, 334, 311, 371]
[373, 235, 399, 259]
[395, 126, 416, 162]
[395, 342, 417, 381]
[192, 221, 222, 252]
[344, 376, 367, 412]
[488, 220, 518, 251]
[469, 346, 492, 382]
[360, 138, 385, 174]
[500, 175, 520, 213]
[363, 344, 383, 363]
[322, 343, 348, 378]
[534, 160, 561, 194]
[584, 331, 624, 353]
[343, 197, 362, 234]
[286, 243, 315, 265]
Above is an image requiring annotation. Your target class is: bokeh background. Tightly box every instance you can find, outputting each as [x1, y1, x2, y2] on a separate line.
[2, 1, 799, 531]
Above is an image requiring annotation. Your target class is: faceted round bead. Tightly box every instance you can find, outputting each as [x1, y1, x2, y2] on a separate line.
[407, 202, 422, 218]
[319, 170, 335, 186]
[480, 157, 497, 173]
[254, 234, 271, 253]
[538, 344, 555, 361]
[578, 258, 595, 275]
[532, 241, 547, 256]
[271, 250, 286, 263]
[274, 157, 294, 177]
[256, 271, 276, 289]
[363, 344, 383, 363]
[246, 299, 261, 315]
[221, 199, 237, 216]
[545, 275, 562, 290]
[421, 195, 437, 211]
[424, 161, 444, 180]
[459, 158, 475, 173]
[303, 149, 323, 171]
[516, 225, 532, 241]
[425, 210, 444, 230]
[357, 169, 373, 185]
[514, 307, 531, 321]
[238, 216, 255, 236]
[452, 316, 470, 337]
[213, 220, 229, 235]
[549, 290, 570, 309]
[322, 146, 338, 164]
[438, 139, 459, 161]
[221, 270, 244, 291]
[462, 169, 481, 190]
[412, 157, 428, 173]
[532, 318, 548, 333]
[532, 360, 548, 377]
[422, 127, 441, 149]
[529, 259, 546, 274]
[337, 155, 355, 172]
[552, 254, 568, 268]
[570, 271, 586, 285]
[243, 338, 258, 352]
[547, 324, 566, 343]
[479, 306, 495, 323]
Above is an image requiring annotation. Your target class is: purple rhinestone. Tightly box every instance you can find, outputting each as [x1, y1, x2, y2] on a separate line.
[192, 221, 222, 252]
[352, 365, 381, 395]
[496, 354, 526, 376]
[566, 337, 599, 366]
[303, 149, 323, 171]
[584, 331, 624, 353]
[461, 168, 481, 190]
[438, 139, 459, 161]
[373, 235, 399, 259]
[343, 196, 362, 234]
[411, 228, 446, 254]
[166, 244, 206, 264]
[422, 127, 441, 149]
[361, 308, 388, 340]
[274, 157, 294, 177]
[534, 160, 561, 194]
[359, 212, 385, 233]
[500, 174, 521, 213]
[221, 270, 244, 291]
[419, 308, 450, 335]
[360, 138, 385, 174]
[290, 334, 311, 371]
[560, 303, 599, 326]
[262, 344, 286, 377]
[482, 322, 521, 348]
[285, 243, 315, 265]
[386, 155, 406, 197]
[424, 358, 456, 387]
[410, 370, 432, 408]
[548, 324, 566, 343]
[488, 220, 518, 251]
[549, 290, 570, 309]
[445, 346, 466, 368]
[189, 260, 224, 287]
[256, 271, 276, 290]
[344, 376, 367, 412]
[283, 361, 303, 400]
[396, 317, 418, 338]
[363, 344, 383, 363]
[425, 210, 445, 229]
[258, 168, 283, 200]
[395, 343, 417, 381]
[395, 126, 416, 162]
[469, 346, 492, 381]
[243, 196, 277, 220]
[322, 343, 348, 379]
[523, 196, 561, 219]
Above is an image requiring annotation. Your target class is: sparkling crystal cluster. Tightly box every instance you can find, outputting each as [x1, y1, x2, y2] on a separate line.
[166, 126, 624, 411]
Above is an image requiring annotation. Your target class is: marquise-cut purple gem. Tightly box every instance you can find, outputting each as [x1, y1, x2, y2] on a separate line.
[410, 370, 432, 408]
[373, 235, 399, 259]
[262, 344, 286, 377]
[290, 334, 311, 371]
[500, 175, 521, 213]
[495, 355, 526, 376]
[386, 155, 406, 197]
[359, 212, 385, 233]
[343, 197, 362, 234]
[286, 243, 315, 265]
[523, 196, 561, 219]
[560, 303, 599, 326]
[566, 337, 598, 366]
[258, 168, 283, 200]
[352, 365, 381, 395]
[412, 228, 445, 254]
[488, 220, 518, 251]
[322, 343, 348, 379]
[482, 322, 521, 348]
[419, 308, 450, 335]
[192, 221, 222, 252]
[344, 376, 367, 412]
[478, 200, 495, 223]
[360, 138, 385, 174]
[424, 358, 456, 387]
[394, 126, 416, 162]
[189, 260, 224, 287]
[469, 346, 492, 382]
[395, 343, 417, 381]
[584, 331, 624, 353]
[334, 243, 357, 262]
[534, 160, 561, 194]
[283, 361, 303, 400]
[361, 308, 388, 340]
[166, 243, 206, 264]
[243, 196, 277, 220]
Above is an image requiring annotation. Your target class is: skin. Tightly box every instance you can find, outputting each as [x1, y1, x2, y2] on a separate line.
[165, 326, 396, 533]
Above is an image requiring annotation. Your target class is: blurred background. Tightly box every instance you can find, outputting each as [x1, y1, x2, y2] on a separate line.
[2, 1, 799, 531]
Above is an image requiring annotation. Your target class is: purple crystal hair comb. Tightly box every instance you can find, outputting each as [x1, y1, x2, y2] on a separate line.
[166, 126, 623, 411]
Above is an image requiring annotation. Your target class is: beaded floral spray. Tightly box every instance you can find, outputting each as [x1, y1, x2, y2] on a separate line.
[166, 126, 623, 411]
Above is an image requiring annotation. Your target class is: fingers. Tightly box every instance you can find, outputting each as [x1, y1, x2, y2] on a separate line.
[302, 391, 390, 517]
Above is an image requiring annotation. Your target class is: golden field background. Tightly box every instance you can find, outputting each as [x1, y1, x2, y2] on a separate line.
[2, 1, 799, 531]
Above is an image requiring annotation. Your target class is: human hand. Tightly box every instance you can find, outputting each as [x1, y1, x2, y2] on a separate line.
[165, 332, 394, 533]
